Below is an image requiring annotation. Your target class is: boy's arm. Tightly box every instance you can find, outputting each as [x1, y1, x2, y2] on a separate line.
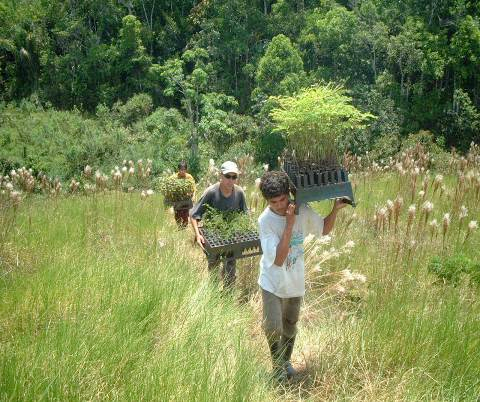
[273, 203, 296, 266]
[322, 199, 348, 235]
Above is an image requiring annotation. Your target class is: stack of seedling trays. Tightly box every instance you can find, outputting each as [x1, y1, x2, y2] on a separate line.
[199, 227, 262, 263]
[283, 158, 356, 213]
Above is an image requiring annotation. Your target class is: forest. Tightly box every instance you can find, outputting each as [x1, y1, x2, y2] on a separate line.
[1, 0, 479, 177]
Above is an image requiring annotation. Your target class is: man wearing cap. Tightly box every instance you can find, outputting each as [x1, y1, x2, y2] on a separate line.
[190, 161, 248, 289]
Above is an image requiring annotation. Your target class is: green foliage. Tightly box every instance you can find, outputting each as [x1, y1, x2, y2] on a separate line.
[442, 89, 480, 151]
[254, 34, 305, 98]
[157, 175, 195, 203]
[0, 100, 191, 178]
[270, 84, 375, 163]
[202, 205, 256, 238]
[1, 0, 480, 162]
[428, 254, 480, 286]
[112, 93, 153, 126]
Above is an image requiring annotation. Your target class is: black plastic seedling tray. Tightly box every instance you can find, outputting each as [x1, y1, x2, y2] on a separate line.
[283, 159, 356, 213]
[199, 227, 262, 263]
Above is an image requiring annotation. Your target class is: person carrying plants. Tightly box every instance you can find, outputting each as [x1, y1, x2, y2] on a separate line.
[257, 171, 348, 381]
[190, 161, 247, 289]
[170, 161, 196, 228]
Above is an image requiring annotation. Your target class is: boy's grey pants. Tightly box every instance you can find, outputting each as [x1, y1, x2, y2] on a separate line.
[261, 288, 302, 341]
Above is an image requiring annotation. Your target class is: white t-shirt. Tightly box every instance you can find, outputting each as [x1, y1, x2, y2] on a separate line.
[257, 204, 324, 298]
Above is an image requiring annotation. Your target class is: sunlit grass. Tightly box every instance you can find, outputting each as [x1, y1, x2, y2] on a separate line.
[2, 144, 480, 400]
[0, 194, 274, 401]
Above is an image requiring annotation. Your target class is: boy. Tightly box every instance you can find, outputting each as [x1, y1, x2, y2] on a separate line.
[171, 161, 196, 228]
[257, 171, 347, 380]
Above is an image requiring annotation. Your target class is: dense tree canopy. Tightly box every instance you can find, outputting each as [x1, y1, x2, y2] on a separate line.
[1, 0, 479, 176]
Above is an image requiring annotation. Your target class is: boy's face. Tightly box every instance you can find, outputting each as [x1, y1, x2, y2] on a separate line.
[267, 194, 290, 216]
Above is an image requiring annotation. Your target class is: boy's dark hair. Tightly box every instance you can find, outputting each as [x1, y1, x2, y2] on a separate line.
[178, 160, 188, 170]
[259, 171, 292, 200]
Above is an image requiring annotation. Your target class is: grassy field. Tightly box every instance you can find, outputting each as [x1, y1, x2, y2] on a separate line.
[1, 149, 480, 401]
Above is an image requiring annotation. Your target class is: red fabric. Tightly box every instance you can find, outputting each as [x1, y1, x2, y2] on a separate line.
[174, 208, 189, 227]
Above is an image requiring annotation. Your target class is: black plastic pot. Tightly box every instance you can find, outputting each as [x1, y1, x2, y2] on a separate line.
[283, 159, 356, 212]
[199, 227, 262, 263]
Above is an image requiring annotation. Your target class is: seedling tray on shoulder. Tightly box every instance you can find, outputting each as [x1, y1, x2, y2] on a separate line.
[283, 159, 356, 211]
[199, 227, 262, 263]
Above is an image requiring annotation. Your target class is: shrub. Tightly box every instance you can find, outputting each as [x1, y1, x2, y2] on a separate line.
[269, 84, 375, 165]
[202, 206, 256, 238]
[157, 174, 195, 203]
[428, 254, 477, 286]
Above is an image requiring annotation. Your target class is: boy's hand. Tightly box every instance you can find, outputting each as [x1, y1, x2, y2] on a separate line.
[286, 203, 296, 227]
[333, 198, 350, 210]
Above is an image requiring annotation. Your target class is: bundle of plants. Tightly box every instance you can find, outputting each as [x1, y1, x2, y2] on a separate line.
[270, 84, 375, 170]
[157, 175, 195, 204]
[201, 205, 258, 243]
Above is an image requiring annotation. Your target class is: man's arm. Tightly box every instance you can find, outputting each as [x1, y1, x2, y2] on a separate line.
[190, 186, 212, 247]
[191, 217, 205, 247]
[322, 199, 348, 235]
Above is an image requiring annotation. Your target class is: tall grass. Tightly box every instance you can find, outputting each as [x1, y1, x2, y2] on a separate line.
[2, 144, 480, 400]
[0, 194, 273, 401]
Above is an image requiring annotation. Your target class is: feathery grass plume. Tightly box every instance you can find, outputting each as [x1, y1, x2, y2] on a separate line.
[456, 205, 468, 243]
[442, 213, 451, 248]
[141, 190, 147, 200]
[137, 159, 144, 178]
[84, 165, 92, 177]
[69, 179, 80, 193]
[112, 169, 123, 188]
[418, 190, 426, 199]
[429, 219, 439, 240]
[422, 201, 434, 225]
[375, 207, 387, 233]
[406, 204, 416, 236]
[53, 178, 62, 197]
[475, 173, 480, 199]
[422, 175, 429, 195]
[393, 196, 403, 233]
[10, 190, 22, 207]
[411, 167, 419, 201]
[465, 170, 475, 186]
[464, 220, 478, 243]
[386, 200, 394, 230]
[145, 160, 152, 177]
[433, 174, 443, 194]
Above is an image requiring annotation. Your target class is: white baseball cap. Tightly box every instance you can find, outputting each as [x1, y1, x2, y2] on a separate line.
[220, 161, 239, 175]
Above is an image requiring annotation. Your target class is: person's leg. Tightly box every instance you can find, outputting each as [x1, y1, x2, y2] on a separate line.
[174, 209, 182, 225]
[207, 255, 221, 283]
[179, 208, 189, 227]
[222, 253, 236, 290]
[174, 208, 189, 227]
[280, 297, 302, 378]
[261, 288, 284, 379]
